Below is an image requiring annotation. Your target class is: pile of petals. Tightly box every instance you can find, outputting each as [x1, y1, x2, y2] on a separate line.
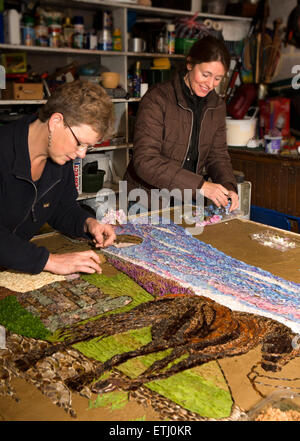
[101, 209, 127, 225]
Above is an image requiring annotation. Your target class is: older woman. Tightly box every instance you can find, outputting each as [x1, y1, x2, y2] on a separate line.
[0, 80, 116, 275]
[124, 36, 239, 211]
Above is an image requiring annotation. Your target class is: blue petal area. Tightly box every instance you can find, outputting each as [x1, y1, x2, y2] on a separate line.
[106, 220, 300, 331]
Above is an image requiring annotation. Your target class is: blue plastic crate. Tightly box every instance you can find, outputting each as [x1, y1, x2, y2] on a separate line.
[250, 206, 292, 231]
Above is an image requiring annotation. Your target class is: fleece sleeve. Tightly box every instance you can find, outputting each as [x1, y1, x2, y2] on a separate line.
[0, 223, 49, 274]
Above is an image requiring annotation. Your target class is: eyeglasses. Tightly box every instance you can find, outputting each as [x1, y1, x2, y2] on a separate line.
[64, 118, 94, 152]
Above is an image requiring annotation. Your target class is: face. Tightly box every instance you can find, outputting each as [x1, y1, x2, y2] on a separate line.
[186, 61, 225, 97]
[48, 113, 101, 165]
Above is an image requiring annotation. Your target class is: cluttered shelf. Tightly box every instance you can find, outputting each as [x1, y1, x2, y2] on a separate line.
[76, 181, 121, 201]
[0, 43, 186, 58]
[0, 98, 140, 105]
[71, 0, 252, 21]
[91, 143, 132, 152]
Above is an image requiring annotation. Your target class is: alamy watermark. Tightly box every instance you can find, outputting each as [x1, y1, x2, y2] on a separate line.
[292, 65, 300, 90]
[94, 180, 205, 235]
[0, 325, 6, 349]
[292, 334, 300, 350]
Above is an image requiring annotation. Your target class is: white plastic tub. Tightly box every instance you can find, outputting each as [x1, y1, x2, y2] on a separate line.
[226, 117, 257, 147]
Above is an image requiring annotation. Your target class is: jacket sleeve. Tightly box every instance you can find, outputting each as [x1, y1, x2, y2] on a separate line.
[0, 223, 49, 274]
[46, 162, 93, 238]
[205, 102, 237, 193]
[132, 89, 204, 199]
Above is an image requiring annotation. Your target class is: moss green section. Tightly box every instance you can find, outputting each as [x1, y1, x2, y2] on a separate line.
[0, 295, 50, 339]
[74, 326, 233, 419]
[82, 272, 154, 314]
[88, 391, 129, 411]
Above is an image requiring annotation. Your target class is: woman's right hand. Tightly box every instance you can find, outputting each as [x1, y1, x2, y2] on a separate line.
[44, 250, 103, 275]
[201, 181, 230, 208]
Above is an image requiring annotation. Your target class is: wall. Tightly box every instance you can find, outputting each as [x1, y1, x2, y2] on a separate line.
[267, 0, 297, 26]
[267, 0, 300, 82]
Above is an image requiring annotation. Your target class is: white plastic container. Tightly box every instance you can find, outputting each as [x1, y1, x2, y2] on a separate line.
[264, 135, 282, 154]
[3, 9, 21, 45]
[226, 117, 257, 147]
[191, 0, 203, 12]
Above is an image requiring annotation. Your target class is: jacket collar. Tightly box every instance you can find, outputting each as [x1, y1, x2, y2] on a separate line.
[173, 71, 221, 109]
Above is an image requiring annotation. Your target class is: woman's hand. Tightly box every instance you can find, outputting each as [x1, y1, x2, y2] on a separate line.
[84, 217, 116, 248]
[227, 190, 239, 212]
[44, 250, 103, 275]
[44, 219, 116, 275]
[201, 182, 239, 212]
[201, 182, 230, 208]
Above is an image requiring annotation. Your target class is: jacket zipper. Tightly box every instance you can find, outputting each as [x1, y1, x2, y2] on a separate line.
[178, 103, 194, 167]
[195, 107, 213, 174]
[38, 179, 61, 201]
[12, 176, 61, 233]
[178, 99, 223, 170]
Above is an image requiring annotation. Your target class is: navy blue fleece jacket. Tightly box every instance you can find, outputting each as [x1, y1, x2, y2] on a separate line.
[0, 115, 92, 274]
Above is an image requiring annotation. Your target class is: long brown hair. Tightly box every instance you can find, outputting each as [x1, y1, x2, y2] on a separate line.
[186, 36, 231, 73]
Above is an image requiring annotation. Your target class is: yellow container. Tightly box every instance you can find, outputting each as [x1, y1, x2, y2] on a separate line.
[1, 52, 27, 73]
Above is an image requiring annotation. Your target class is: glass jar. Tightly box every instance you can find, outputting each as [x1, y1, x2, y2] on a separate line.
[48, 23, 62, 48]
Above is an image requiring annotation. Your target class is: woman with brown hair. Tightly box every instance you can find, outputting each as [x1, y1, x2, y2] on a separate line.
[124, 35, 239, 211]
[0, 80, 116, 275]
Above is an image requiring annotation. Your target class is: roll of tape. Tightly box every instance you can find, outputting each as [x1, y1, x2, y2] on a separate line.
[204, 19, 213, 29]
[213, 21, 222, 31]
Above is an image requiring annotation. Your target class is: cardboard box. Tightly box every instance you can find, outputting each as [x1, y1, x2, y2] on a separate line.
[2, 82, 44, 100]
[259, 97, 290, 138]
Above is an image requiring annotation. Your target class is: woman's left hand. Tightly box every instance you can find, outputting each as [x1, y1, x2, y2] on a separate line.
[84, 217, 116, 248]
[228, 191, 239, 212]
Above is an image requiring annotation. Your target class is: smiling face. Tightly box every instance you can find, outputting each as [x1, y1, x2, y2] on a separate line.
[47, 113, 101, 165]
[185, 61, 225, 97]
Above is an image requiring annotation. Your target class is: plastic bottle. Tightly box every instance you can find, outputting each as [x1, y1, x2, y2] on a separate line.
[22, 16, 35, 46]
[133, 61, 141, 98]
[127, 72, 134, 96]
[34, 14, 48, 47]
[166, 24, 175, 54]
[3, 9, 21, 45]
[73, 16, 84, 49]
[63, 17, 73, 48]
[89, 30, 98, 49]
[156, 31, 165, 53]
[113, 28, 122, 51]
[98, 28, 112, 51]
[102, 10, 112, 31]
